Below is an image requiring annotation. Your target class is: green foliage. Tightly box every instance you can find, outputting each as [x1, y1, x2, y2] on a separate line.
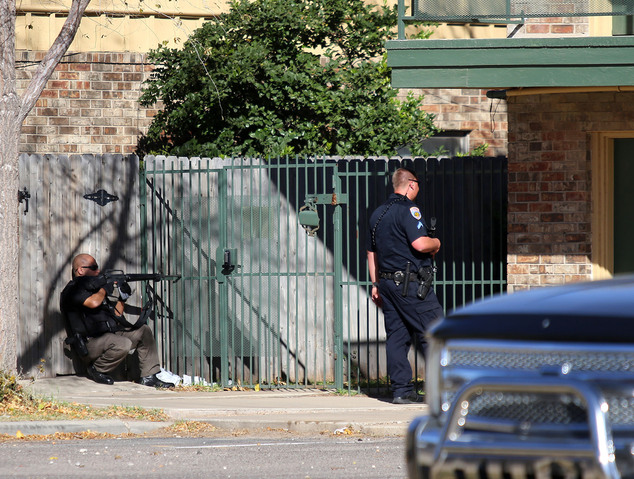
[139, 0, 437, 157]
[410, 21, 439, 40]
[456, 143, 490, 157]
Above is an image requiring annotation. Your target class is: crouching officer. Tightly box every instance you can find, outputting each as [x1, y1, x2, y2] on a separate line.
[60, 254, 174, 388]
[367, 167, 443, 404]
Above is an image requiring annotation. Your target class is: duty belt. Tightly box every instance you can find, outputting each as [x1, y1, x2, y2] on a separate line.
[379, 271, 419, 283]
[380, 266, 435, 299]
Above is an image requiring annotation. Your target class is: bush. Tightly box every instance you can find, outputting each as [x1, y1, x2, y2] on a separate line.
[139, 0, 437, 157]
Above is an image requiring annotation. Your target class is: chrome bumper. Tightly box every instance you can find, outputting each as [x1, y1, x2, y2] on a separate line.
[407, 377, 631, 479]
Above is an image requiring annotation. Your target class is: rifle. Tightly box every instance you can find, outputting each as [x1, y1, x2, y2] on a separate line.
[79, 269, 180, 306]
[102, 269, 181, 305]
[102, 269, 181, 285]
[427, 217, 437, 238]
[416, 217, 437, 300]
[100, 270, 181, 329]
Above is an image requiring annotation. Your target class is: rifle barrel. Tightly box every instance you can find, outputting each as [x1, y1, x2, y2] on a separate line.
[103, 270, 181, 283]
[125, 273, 181, 282]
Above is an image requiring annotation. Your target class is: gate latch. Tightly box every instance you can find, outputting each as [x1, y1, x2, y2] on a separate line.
[222, 248, 237, 274]
[299, 199, 320, 236]
[298, 193, 348, 237]
[18, 187, 31, 215]
[216, 247, 239, 281]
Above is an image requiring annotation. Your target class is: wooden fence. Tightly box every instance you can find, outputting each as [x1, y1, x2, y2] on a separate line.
[17, 153, 507, 384]
[18, 154, 143, 377]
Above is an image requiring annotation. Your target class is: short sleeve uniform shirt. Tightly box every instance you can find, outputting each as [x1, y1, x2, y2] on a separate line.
[367, 193, 432, 272]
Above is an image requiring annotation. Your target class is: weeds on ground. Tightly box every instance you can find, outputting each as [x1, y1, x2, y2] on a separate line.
[0, 370, 220, 442]
[0, 370, 167, 422]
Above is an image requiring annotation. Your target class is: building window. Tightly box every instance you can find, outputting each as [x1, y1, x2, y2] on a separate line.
[398, 130, 471, 158]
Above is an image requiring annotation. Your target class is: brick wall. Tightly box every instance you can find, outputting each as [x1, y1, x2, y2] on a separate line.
[398, 88, 508, 157]
[17, 51, 158, 155]
[18, 51, 507, 158]
[510, 16, 589, 37]
[507, 0, 590, 38]
[507, 90, 634, 291]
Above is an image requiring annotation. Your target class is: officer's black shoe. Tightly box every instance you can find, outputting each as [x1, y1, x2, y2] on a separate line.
[393, 392, 425, 404]
[136, 374, 175, 388]
[86, 364, 114, 385]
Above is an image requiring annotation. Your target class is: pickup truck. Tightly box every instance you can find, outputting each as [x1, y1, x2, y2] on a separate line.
[406, 276, 634, 479]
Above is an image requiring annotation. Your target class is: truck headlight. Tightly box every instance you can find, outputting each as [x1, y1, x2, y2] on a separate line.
[425, 338, 444, 416]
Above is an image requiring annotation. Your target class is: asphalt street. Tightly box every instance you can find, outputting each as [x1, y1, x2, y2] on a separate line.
[0, 435, 408, 478]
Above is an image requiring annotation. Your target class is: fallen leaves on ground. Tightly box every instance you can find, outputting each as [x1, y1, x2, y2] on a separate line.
[0, 395, 168, 422]
[0, 430, 123, 442]
[156, 420, 218, 437]
[0, 421, 218, 443]
[1, 371, 168, 423]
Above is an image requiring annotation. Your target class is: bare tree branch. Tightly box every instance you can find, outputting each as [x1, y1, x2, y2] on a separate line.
[0, 0, 91, 371]
[18, 0, 92, 124]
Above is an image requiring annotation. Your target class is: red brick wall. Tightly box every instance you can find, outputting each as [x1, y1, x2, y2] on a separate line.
[507, 90, 634, 291]
[516, 16, 589, 37]
[19, 51, 508, 158]
[507, 0, 590, 38]
[397, 88, 508, 157]
[17, 51, 157, 155]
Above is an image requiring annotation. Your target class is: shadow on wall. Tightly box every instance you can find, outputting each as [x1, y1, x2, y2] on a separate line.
[18, 154, 144, 378]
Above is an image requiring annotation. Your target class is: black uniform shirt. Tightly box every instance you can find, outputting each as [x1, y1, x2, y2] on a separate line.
[367, 193, 432, 272]
[60, 277, 119, 337]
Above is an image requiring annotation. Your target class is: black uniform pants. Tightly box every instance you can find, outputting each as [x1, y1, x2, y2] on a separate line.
[379, 279, 443, 398]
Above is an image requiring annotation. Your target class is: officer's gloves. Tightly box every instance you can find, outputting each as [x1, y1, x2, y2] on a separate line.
[118, 282, 132, 302]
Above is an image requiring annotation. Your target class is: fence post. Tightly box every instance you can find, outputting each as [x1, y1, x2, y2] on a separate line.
[217, 167, 230, 387]
[333, 172, 344, 390]
[139, 157, 148, 279]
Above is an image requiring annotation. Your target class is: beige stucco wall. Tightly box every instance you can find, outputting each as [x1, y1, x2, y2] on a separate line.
[15, 0, 507, 54]
[16, 0, 225, 52]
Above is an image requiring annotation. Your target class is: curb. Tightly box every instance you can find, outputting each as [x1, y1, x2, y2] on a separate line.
[199, 417, 410, 437]
[0, 419, 174, 437]
[0, 418, 409, 438]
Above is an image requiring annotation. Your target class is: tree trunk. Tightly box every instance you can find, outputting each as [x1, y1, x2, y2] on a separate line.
[0, 0, 91, 372]
[0, 0, 21, 372]
[0, 111, 21, 372]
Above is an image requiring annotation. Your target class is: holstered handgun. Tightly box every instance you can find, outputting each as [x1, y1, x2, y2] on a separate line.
[416, 265, 436, 300]
[65, 333, 89, 357]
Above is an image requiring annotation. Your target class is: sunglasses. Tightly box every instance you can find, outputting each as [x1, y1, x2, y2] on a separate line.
[81, 263, 99, 271]
[408, 179, 420, 184]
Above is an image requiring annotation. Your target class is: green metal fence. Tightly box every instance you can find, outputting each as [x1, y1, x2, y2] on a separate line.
[140, 155, 507, 393]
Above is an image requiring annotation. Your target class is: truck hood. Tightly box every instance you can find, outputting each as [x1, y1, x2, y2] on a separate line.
[432, 275, 634, 343]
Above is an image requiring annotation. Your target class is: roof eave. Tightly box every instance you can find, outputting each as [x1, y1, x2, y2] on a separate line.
[386, 36, 634, 89]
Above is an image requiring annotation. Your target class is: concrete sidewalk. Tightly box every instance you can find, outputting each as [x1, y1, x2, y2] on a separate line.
[3, 376, 428, 437]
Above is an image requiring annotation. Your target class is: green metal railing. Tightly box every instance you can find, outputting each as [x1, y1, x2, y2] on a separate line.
[397, 0, 634, 37]
[140, 155, 507, 393]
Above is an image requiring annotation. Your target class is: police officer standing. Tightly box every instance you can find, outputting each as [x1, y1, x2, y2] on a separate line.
[367, 167, 444, 404]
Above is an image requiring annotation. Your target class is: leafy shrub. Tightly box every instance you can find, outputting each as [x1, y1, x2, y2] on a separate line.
[139, 0, 437, 158]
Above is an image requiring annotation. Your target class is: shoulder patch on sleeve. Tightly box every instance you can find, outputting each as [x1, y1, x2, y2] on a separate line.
[410, 207, 421, 220]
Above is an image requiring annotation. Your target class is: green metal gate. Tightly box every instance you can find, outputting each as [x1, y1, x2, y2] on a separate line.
[140, 155, 507, 392]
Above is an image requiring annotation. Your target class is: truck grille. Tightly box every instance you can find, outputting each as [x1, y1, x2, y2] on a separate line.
[468, 392, 587, 425]
[443, 341, 634, 427]
[448, 348, 634, 373]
